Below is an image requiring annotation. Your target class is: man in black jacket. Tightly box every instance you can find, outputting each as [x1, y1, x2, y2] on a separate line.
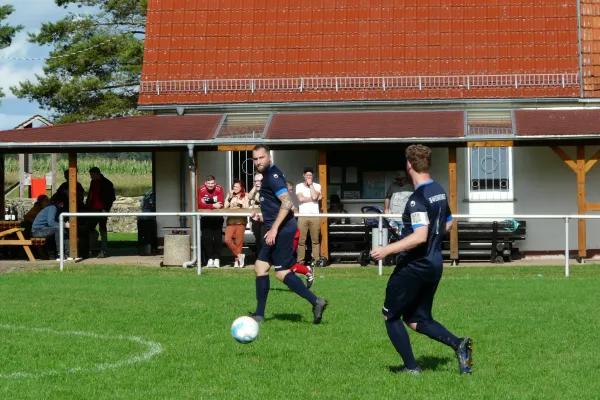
[86, 167, 116, 258]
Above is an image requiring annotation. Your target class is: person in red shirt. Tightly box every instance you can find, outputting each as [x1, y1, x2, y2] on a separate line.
[86, 167, 115, 258]
[197, 175, 225, 268]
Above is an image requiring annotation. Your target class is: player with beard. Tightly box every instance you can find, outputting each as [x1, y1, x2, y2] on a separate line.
[249, 144, 328, 324]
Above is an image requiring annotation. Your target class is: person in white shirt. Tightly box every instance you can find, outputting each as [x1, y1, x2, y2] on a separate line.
[295, 167, 322, 265]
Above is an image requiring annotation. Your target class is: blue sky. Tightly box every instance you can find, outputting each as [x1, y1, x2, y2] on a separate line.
[0, 0, 95, 130]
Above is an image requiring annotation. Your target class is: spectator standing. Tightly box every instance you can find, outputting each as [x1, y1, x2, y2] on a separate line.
[224, 180, 250, 268]
[295, 167, 322, 265]
[56, 169, 85, 213]
[31, 193, 70, 260]
[86, 167, 115, 258]
[384, 170, 414, 235]
[248, 172, 264, 257]
[198, 175, 224, 268]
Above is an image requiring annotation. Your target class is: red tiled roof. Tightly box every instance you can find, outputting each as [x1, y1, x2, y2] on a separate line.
[266, 111, 464, 139]
[515, 109, 600, 136]
[140, 0, 580, 105]
[0, 114, 221, 143]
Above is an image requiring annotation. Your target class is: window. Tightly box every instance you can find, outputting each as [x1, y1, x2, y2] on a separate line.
[228, 150, 256, 193]
[467, 146, 513, 201]
[465, 111, 514, 201]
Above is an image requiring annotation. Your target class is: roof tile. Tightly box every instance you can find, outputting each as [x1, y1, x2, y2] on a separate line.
[266, 111, 464, 139]
[140, 0, 580, 105]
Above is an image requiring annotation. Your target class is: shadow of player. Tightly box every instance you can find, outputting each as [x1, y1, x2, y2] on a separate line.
[388, 355, 453, 373]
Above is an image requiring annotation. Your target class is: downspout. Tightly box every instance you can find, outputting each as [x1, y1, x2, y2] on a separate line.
[179, 152, 186, 228]
[183, 145, 198, 268]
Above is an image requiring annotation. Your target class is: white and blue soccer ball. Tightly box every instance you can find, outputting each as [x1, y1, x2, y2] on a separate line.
[231, 316, 259, 343]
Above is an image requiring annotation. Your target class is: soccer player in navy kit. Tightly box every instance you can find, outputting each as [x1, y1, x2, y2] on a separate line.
[249, 145, 328, 324]
[371, 144, 473, 375]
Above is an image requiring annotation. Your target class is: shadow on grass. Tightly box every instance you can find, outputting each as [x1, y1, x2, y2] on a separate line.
[388, 355, 453, 373]
[269, 288, 293, 293]
[268, 313, 303, 322]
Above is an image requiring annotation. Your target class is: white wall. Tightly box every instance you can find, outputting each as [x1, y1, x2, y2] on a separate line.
[157, 146, 600, 253]
[272, 150, 319, 187]
[155, 151, 183, 237]
[511, 146, 600, 252]
[196, 151, 228, 189]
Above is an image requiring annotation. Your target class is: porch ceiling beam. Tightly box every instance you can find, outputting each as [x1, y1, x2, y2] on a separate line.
[584, 148, 600, 173]
[68, 152, 78, 260]
[318, 150, 328, 259]
[586, 202, 600, 211]
[448, 147, 458, 262]
[467, 140, 513, 147]
[577, 145, 586, 259]
[550, 146, 577, 173]
[217, 145, 255, 151]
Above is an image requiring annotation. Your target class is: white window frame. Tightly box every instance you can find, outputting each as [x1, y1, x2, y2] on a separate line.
[465, 146, 514, 202]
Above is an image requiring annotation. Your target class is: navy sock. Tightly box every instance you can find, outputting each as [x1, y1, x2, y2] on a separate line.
[255, 275, 270, 317]
[385, 319, 418, 369]
[283, 273, 318, 306]
[416, 320, 461, 350]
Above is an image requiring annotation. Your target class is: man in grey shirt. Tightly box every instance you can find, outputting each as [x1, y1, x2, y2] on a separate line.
[384, 170, 413, 235]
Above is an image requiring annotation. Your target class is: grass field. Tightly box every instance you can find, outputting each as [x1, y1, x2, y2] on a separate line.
[1, 265, 600, 399]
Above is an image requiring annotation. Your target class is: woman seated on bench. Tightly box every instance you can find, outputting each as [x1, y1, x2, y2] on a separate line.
[31, 193, 70, 260]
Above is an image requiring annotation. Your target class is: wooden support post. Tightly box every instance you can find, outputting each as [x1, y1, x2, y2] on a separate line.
[448, 147, 459, 263]
[0, 153, 4, 220]
[577, 145, 586, 259]
[68, 153, 78, 259]
[318, 150, 328, 258]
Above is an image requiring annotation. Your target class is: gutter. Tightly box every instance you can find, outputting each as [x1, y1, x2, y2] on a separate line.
[183, 144, 198, 268]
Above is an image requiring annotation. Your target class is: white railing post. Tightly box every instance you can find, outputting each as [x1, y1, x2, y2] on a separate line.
[197, 215, 202, 276]
[378, 215, 383, 276]
[55, 211, 590, 277]
[565, 217, 570, 277]
[59, 213, 65, 272]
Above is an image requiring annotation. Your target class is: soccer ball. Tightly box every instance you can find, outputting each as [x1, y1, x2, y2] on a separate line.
[231, 316, 259, 343]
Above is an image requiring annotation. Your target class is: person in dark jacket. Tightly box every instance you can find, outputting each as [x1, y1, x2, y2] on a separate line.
[56, 169, 85, 213]
[86, 167, 116, 258]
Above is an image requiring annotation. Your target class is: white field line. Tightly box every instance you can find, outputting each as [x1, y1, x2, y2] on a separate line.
[0, 324, 163, 379]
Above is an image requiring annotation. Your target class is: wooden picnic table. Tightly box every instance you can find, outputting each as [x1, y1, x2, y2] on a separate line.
[0, 220, 46, 261]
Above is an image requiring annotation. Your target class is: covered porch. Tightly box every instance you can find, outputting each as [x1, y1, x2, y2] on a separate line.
[1, 108, 600, 265]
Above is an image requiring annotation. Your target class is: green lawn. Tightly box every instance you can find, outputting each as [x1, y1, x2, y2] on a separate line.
[1, 265, 599, 399]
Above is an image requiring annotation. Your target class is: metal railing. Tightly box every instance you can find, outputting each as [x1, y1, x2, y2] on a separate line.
[140, 73, 579, 95]
[58, 211, 600, 278]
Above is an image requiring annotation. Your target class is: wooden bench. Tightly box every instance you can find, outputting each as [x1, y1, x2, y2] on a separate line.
[442, 220, 527, 264]
[0, 221, 48, 261]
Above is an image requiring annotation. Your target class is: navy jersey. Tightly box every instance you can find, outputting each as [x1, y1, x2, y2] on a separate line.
[398, 180, 452, 278]
[259, 164, 295, 228]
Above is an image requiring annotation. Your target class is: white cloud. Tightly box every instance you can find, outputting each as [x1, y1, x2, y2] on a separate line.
[0, 33, 44, 98]
[0, 0, 96, 131]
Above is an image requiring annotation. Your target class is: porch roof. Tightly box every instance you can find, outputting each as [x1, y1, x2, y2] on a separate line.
[3, 109, 600, 151]
[266, 111, 463, 139]
[515, 109, 600, 137]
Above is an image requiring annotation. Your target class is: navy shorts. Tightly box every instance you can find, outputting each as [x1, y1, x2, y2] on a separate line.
[382, 266, 439, 324]
[257, 221, 297, 271]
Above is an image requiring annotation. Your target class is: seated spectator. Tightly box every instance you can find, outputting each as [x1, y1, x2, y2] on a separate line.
[328, 194, 348, 224]
[224, 180, 250, 268]
[24, 194, 50, 223]
[31, 193, 71, 260]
